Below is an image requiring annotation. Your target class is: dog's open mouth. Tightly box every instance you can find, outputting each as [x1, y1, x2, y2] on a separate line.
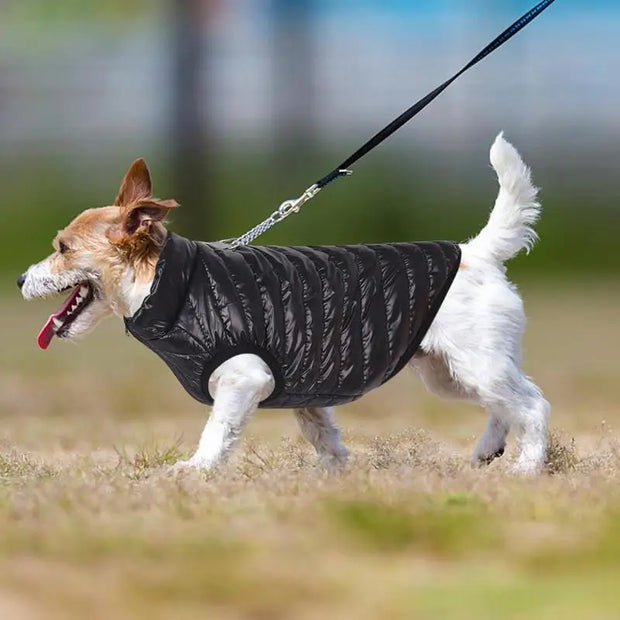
[37, 282, 95, 350]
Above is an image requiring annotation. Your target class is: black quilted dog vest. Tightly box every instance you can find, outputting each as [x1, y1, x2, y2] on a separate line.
[124, 233, 461, 408]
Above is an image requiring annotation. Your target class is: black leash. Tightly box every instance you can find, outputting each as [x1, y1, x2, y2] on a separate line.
[228, 0, 557, 248]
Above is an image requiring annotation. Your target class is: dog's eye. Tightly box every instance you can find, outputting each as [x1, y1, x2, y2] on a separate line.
[58, 241, 69, 254]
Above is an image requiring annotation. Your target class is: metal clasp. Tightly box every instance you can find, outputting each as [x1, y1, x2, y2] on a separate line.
[224, 182, 322, 248]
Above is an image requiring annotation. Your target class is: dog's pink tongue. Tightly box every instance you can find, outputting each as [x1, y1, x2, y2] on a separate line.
[37, 287, 80, 350]
[37, 317, 56, 350]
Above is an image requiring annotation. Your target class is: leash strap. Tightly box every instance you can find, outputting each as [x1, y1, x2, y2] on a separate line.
[227, 0, 556, 248]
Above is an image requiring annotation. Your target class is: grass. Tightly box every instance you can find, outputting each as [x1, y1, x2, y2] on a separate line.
[114, 437, 185, 479]
[0, 282, 619, 618]
[544, 430, 579, 475]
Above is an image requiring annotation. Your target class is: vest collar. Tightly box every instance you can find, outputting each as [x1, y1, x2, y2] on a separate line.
[124, 232, 198, 338]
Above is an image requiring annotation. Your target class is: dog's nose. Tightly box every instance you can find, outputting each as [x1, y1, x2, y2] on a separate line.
[16, 273, 26, 290]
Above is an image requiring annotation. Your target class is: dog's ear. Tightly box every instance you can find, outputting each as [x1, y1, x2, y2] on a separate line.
[121, 199, 180, 236]
[108, 198, 179, 251]
[114, 159, 153, 207]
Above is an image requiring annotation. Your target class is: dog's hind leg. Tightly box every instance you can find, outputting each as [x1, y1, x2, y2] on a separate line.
[471, 408, 509, 466]
[293, 407, 349, 472]
[413, 352, 508, 464]
[412, 352, 508, 464]
[174, 354, 275, 470]
[475, 375, 550, 474]
[414, 349, 549, 474]
[499, 377, 550, 475]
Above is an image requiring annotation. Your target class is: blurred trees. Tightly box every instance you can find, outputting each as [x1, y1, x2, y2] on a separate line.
[169, 0, 212, 237]
[0, 1, 617, 279]
[167, 0, 319, 236]
[1, 0, 147, 22]
[271, 0, 317, 169]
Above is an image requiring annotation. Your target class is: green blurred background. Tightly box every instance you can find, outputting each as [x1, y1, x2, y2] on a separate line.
[1, 0, 618, 287]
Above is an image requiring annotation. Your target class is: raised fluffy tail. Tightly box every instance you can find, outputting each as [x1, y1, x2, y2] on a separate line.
[467, 133, 541, 263]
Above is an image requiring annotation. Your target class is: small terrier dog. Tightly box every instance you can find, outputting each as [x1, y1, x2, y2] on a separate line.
[18, 134, 549, 474]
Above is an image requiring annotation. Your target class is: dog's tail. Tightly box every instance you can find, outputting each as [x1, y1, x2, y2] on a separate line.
[466, 133, 541, 264]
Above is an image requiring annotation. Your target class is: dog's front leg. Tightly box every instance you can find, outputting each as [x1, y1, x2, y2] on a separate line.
[174, 354, 275, 470]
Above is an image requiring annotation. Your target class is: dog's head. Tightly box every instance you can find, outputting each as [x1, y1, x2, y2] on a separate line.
[18, 159, 179, 349]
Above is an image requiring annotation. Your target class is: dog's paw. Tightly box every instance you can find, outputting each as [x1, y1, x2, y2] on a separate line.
[169, 456, 213, 474]
[471, 447, 505, 468]
[509, 460, 544, 477]
[472, 448, 505, 468]
[318, 449, 349, 474]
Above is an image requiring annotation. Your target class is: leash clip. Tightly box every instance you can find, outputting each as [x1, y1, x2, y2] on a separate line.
[273, 182, 321, 223]
[225, 182, 322, 248]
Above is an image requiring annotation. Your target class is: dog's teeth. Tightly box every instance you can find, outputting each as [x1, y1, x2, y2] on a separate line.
[70, 302, 79, 313]
[52, 318, 63, 329]
[79, 286, 88, 297]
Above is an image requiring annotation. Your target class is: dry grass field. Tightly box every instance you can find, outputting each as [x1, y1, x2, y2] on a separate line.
[1, 281, 619, 619]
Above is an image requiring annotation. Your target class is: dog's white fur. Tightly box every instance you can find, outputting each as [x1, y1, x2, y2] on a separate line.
[413, 134, 550, 474]
[20, 134, 549, 474]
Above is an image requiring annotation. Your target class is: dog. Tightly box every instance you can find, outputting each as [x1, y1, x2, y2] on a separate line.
[18, 133, 550, 475]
